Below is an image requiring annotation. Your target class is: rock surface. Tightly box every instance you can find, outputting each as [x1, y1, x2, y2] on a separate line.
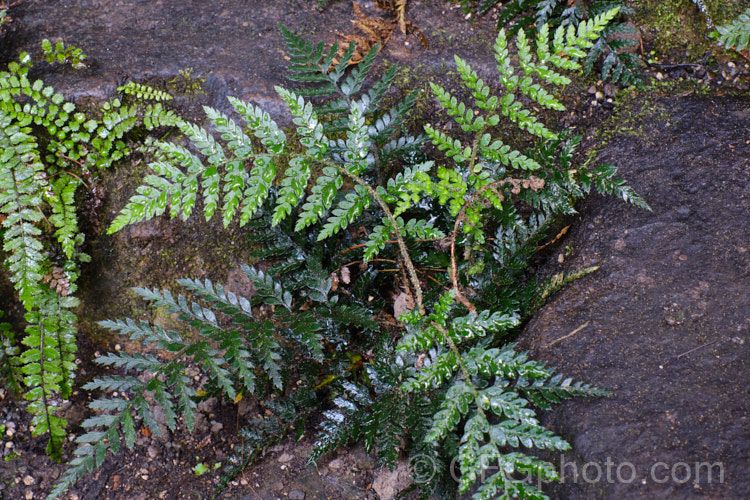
[519, 95, 750, 499]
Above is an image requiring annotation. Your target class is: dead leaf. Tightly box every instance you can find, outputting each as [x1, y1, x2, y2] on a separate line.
[333, 1, 426, 68]
[393, 290, 414, 319]
[340, 266, 351, 284]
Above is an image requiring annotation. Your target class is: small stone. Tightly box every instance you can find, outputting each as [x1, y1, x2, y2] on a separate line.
[277, 452, 294, 463]
[240, 478, 248, 486]
[656, 72, 664, 81]
[23, 475, 35, 486]
[587, 85, 597, 94]
[328, 458, 344, 470]
[210, 421, 224, 433]
[25, 490, 33, 500]
[147, 446, 159, 459]
[595, 91, 604, 100]
[289, 490, 305, 500]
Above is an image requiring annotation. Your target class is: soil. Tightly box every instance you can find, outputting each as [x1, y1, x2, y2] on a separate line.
[0, 1, 749, 499]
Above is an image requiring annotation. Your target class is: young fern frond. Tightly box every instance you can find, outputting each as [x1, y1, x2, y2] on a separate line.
[118, 81, 173, 101]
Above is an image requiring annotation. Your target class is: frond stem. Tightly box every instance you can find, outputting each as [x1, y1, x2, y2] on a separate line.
[333, 162, 425, 315]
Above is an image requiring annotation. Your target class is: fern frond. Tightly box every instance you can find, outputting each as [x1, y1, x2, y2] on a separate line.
[318, 184, 371, 240]
[0, 111, 47, 305]
[118, 82, 173, 101]
[46, 177, 80, 260]
[580, 163, 651, 210]
[241, 265, 293, 310]
[713, 8, 750, 51]
[0, 314, 22, 394]
[20, 288, 79, 460]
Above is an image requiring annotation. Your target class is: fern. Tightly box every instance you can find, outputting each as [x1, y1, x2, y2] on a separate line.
[50, 253, 381, 498]
[108, 25, 424, 271]
[0, 311, 21, 394]
[41, 38, 88, 69]
[712, 7, 750, 52]
[118, 81, 173, 101]
[61, 18, 649, 500]
[0, 42, 182, 460]
[464, 0, 643, 85]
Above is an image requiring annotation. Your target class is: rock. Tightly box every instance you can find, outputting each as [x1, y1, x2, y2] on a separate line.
[327, 457, 345, 471]
[371, 461, 412, 500]
[288, 490, 305, 500]
[518, 95, 750, 499]
[277, 452, 294, 463]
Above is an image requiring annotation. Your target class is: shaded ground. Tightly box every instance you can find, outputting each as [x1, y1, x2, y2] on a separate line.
[0, 1, 749, 499]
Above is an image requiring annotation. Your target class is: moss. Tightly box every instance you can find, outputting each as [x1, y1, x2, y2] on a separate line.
[167, 68, 206, 97]
[631, 0, 747, 60]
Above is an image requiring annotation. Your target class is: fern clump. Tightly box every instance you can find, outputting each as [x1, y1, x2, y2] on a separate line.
[48, 256, 379, 499]
[460, 0, 642, 85]
[0, 42, 182, 459]
[57, 13, 649, 499]
[41, 38, 88, 69]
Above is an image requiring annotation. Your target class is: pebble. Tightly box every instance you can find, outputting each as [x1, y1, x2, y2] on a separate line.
[656, 72, 664, 81]
[147, 445, 159, 459]
[328, 458, 344, 470]
[289, 490, 305, 500]
[210, 421, 224, 433]
[22, 475, 35, 486]
[277, 452, 293, 463]
[25, 490, 33, 500]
